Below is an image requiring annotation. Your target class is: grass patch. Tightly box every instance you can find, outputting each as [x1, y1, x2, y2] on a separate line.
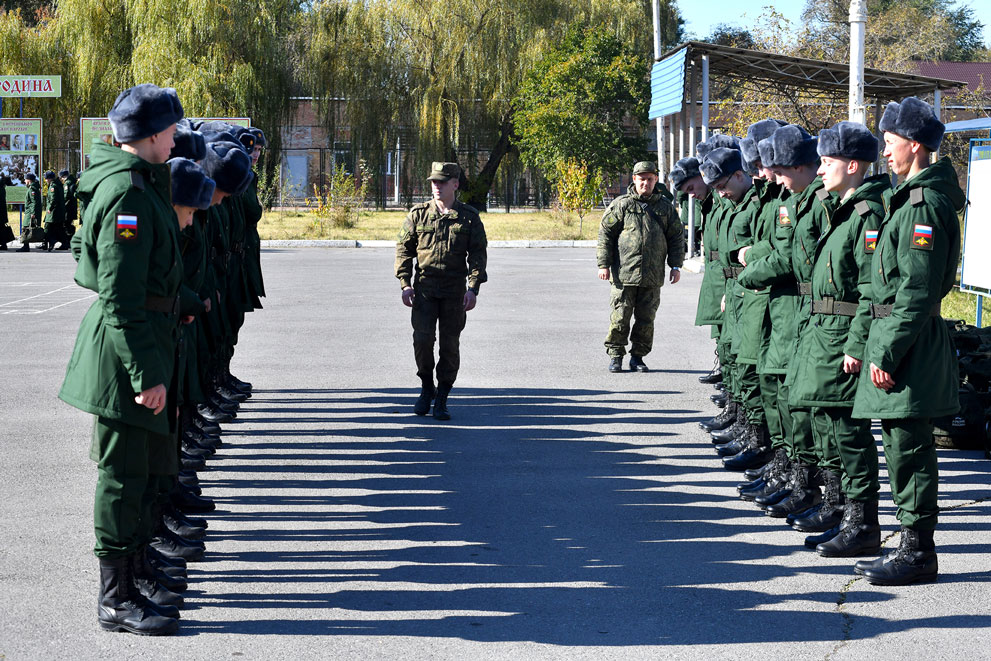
[943, 288, 979, 325]
[257, 209, 596, 241]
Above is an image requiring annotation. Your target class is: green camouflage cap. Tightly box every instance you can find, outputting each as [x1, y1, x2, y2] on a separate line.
[427, 161, 461, 181]
[632, 161, 659, 175]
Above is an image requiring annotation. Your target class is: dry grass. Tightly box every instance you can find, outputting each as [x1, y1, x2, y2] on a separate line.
[942, 288, 979, 325]
[257, 208, 599, 241]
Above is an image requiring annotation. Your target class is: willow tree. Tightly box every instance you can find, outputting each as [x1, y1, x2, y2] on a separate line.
[304, 0, 682, 210]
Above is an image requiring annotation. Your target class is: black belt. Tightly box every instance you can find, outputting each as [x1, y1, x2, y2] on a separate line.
[811, 297, 858, 317]
[145, 295, 180, 315]
[797, 282, 812, 296]
[723, 266, 743, 279]
[709, 250, 720, 262]
[869, 303, 941, 319]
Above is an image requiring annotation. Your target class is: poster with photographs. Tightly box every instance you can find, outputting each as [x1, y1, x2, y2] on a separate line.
[1, 118, 43, 205]
[80, 117, 251, 172]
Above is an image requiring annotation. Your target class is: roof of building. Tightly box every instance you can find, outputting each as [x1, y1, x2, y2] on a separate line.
[914, 62, 991, 91]
[659, 41, 967, 99]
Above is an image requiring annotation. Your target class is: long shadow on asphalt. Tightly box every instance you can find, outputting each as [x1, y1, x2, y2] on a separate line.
[182, 387, 991, 644]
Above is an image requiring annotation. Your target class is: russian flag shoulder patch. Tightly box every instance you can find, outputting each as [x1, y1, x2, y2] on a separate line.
[115, 213, 138, 242]
[865, 229, 878, 253]
[911, 223, 933, 251]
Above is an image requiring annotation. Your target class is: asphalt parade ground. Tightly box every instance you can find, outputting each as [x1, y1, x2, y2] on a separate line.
[1, 246, 989, 660]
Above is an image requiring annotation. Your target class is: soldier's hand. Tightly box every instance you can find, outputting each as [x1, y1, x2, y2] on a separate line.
[720, 295, 725, 312]
[401, 287, 415, 307]
[135, 384, 167, 415]
[463, 290, 477, 312]
[182, 315, 195, 325]
[670, 269, 681, 284]
[598, 268, 610, 281]
[869, 362, 895, 390]
[843, 354, 863, 374]
[203, 297, 212, 313]
[738, 246, 750, 266]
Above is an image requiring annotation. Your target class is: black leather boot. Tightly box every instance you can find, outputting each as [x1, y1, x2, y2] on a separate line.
[754, 460, 796, 508]
[860, 528, 938, 585]
[414, 380, 435, 416]
[133, 548, 187, 600]
[792, 468, 845, 532]
[193, 412, 222, 436]
[765, 463, 822, 518]
[163, 506, 206, 541]
[150, 526, 206, 562]
[629, 355, 648, 372]
[711, 407, 746, 443]
[229, 374, 253, 391]
[805, 524, 841, 550]
[209, 392, 239, 414]
[711, 391, 728, 408]
[181, 435, 212, 460]
[701, 400, 738, 432]
[217, 384, 248, 403]
[723, 425, 772, 471]
[816, 499, 881, 557]
[171, 483, 216, 514]
[740, 449, 789, 501]
[433, 383, 452, 421]
[97, 556, 178, 635]
[147, 543, 187, 574]
[197, 403, 233, 424]
[698, 365, 722, 384]
[608, 356, 623, 373]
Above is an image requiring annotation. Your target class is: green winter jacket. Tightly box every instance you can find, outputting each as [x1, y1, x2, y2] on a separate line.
[853, 158, 964, 419]
[695, 193, 725, 326]
[24, 180, 42, 226]
[735, 179, 779, 365]
[718, 184, 761, 346]
[44, 178, 65, 227]
[789, 175, 889, 407]
[59, 141, 183, 435]
[738, 183, 797, 375]
[597, 182, 685, 288]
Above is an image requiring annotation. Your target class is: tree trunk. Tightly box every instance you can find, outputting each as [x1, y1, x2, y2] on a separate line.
[458, 114, 516, 212]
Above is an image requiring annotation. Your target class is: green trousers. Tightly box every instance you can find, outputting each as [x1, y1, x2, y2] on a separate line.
[761, 374, 789, 450]
[412, 291, 467, 386]
[718, 332, 737, 399]
[91, 417, 178, 558]
[605, 284, 660, 357]
[815, 407, 879, 501]
[881, 418, 938, 531]
[737, 363, 764, 425]
[789, 407, 818, 466]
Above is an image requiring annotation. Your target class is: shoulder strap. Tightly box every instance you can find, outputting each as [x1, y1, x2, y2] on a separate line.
[129, 170, 145, 191]
[815, 188, 830, 201]
[910, 187, 925, 206]
[855, 200, 872, 218]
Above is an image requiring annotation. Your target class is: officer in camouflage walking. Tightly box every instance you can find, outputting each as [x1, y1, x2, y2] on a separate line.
[396, 162, 487, 421]
[598, 161, 685, 373]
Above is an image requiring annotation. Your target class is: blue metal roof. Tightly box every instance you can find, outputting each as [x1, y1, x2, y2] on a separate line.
[649, 48, 686, 120]
[944, 118, 991, 134]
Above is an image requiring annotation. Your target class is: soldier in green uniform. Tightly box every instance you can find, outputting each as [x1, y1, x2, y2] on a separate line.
[0, 173, 13, 250]
[396, 162, 488, 420]
[16, 172, 42, 252]
[701, 148, 764, 453]
[784, 122, 889, 555]
[62, 168, 79, 232]
[58, 83, 185, 635]
[721, 118, 788, 471]
[852, 97, 963, 585]
[597, 161, 685, 373]
[42, 170, 66, 250]
[746, 125, 829, 517]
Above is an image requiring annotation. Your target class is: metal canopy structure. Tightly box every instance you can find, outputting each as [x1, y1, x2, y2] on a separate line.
[650, 41, 967, 256]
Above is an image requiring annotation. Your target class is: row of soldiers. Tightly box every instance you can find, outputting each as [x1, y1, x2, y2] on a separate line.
[672, 96, 961, 586]
[0, 169, 78, 251]
[57, 83, 268, 635]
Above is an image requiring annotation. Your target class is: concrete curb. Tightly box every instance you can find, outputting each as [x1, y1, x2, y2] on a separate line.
[261, 239, 598, 249]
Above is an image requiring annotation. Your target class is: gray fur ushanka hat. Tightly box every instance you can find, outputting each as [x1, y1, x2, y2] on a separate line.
[879, 96, 945, 151]
[169, 158, 216, 209]
[817, 121, 879, 162]
[670, 157, 702, 189]
[700, 148, 744, 185]
[769, 124, 818, 167]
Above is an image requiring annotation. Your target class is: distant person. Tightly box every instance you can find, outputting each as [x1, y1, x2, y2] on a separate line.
[395, 162, 487, 421]
[0, 173, 13, 250]
[12, 135, 23, 150]
[16, 172, 41, 252]
[597, 161, 685, 373]
[24, 135, 37, 150]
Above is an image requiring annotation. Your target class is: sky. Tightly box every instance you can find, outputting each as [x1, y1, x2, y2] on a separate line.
[678, 1, 991, 47]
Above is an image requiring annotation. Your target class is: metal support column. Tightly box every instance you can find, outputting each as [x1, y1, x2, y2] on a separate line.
[686, 59, 697, 256]
[848, 0, 867, 124]
[701, 55, 710, 143]
[933, 88, 942, 160]
[394, 135, 401, 206]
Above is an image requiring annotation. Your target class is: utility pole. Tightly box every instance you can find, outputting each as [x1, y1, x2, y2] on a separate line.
[849, 0, 867, 124]
[652, 0, 667, 181]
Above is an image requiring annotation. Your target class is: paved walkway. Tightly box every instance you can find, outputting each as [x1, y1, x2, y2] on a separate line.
[0, 247, 988, 660]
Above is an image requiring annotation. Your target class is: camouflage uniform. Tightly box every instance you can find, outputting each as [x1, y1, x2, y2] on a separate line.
[597, 181, 686, 357]
[395, 197, 487, 386]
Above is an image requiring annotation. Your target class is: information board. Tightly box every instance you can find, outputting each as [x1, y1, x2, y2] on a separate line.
[0, 118, 43, 205]
[960, 139, 991, 294]
[80, 117, 251, 171]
